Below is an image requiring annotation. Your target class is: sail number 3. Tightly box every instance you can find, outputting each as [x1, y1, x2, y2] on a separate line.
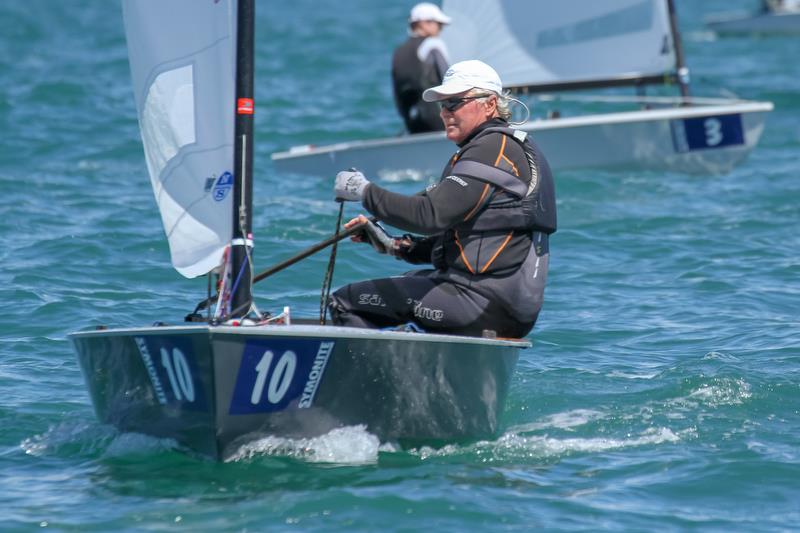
[703, 118, 723, 147]
[672, 114, 745, 152]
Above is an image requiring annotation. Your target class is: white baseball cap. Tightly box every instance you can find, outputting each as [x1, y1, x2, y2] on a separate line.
[409, 3, 451, 25]
[422, 60, 503, 101]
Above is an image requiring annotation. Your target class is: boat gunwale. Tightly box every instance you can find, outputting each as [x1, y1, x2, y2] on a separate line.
[68, 324, 531, 348]
[271, 97, 774, 160]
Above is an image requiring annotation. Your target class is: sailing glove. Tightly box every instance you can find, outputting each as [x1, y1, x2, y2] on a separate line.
[360, 219, 395, 254]
[335, 170, 370, 201]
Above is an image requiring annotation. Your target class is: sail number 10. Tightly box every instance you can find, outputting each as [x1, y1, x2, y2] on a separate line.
[229, 339, 334, 414]
[160, 347, 195, 402]
[154, 346, 297, 406]
[251, 350, 297, 405]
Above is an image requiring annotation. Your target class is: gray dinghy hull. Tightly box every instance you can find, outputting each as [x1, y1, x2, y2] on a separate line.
[70, 324, 526, 459]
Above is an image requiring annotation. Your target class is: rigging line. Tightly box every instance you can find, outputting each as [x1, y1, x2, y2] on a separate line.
[244, 243, 260, 317]
[237, 133, 258, 318]
[214, 246, 232, 319]
[239, 134, 247, 234]
[241, 233, 261, 318]
[207, 271, 212, 322]
[320, 202, 344, 325]
[229, 256, 249, 307]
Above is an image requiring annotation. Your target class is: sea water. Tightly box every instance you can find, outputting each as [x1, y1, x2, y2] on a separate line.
[1, 0, 798, 531]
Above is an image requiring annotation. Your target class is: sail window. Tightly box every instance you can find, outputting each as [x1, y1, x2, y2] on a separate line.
[536, 1, 654, 48]
[141, 65, 197, 182]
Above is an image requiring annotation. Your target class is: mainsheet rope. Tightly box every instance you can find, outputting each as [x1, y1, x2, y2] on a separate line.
[319, 202, 345, 324]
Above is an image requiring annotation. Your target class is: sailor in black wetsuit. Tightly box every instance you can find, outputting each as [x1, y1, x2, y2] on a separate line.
[332, 60, 556, 339]
[391, 3, 451, 134]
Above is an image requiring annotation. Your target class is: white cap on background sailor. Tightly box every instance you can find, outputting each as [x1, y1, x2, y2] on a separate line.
[408, 3, 452, 25]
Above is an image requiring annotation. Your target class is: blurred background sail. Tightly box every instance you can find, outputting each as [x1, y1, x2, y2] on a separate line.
[442, 0, 676, 90]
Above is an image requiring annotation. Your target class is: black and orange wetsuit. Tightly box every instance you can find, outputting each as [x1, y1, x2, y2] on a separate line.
[330, 118, 556, 338]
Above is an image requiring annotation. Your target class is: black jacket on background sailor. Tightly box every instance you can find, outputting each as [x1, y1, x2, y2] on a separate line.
[391, 35, 448, 134]
[331, 118, 556, 338]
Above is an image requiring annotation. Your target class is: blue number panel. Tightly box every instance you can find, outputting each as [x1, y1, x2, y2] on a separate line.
[134, 336, 209, 411]
[229, 338, 335, 415]
[672, 114, 745, 152]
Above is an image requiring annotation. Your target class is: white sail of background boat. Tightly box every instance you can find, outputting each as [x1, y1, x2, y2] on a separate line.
[271, 0, 773, 178]
[69, 0, 526, 460]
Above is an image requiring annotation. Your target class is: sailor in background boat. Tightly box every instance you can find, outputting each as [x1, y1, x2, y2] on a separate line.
[331, 60, 556, 338]
[391, 2, 451, 134]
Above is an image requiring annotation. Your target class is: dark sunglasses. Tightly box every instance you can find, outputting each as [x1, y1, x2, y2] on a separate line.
[438, 94, 492, 112]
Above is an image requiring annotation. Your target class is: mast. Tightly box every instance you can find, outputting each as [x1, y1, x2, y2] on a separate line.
[666, 0, 690, 98]
[230, 0, 255, 318]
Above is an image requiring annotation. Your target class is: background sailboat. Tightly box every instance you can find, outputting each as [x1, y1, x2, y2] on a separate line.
[271, 0, 773, 178]
[706, 0, 800, 34]
[69, 0, 527, 460]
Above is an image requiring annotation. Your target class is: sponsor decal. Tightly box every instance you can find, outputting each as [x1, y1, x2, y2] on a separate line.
[445, 175, 468, 187]
[237, 98, 254, 115]
[230, 339, 336, 414]
[408, 299, 444, 322]
[298, 342, 334, 408]
[213, 171, 233, 201]
[357, 293, 386, 307]
[135, 337, 167, 405]
[671, 114, 745, 152]
[134, 336, 207, 410]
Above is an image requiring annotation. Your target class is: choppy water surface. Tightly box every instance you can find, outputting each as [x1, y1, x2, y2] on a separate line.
[1, 1, 798, 531]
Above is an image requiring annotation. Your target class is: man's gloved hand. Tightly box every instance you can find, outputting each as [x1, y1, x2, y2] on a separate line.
[343, 215, 393, 254]
[390, 235, 416, 259]
[361, 219, 395, 254]
[334, 170, 370, 202]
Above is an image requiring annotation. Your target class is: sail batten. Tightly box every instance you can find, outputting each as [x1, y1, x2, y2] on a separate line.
[441, 0, 677, 90]
[123, 0, 237, 278]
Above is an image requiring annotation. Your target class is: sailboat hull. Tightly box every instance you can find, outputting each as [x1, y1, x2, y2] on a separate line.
[707, 12, 800, 34]
[272, 99, 773, 178]
[70, 324, 524, 459]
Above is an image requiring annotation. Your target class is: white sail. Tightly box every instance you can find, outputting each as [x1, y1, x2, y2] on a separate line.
[441, 0, 676, 89]
[123, 0, 237, 278]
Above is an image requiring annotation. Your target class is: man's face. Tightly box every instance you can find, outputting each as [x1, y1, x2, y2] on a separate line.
[439, 92, 496, 144]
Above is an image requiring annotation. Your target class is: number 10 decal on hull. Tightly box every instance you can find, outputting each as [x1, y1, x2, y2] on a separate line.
[71, 325, 524, 459]
[229, 339, 334, 414]
[134, 335, 208, 410]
